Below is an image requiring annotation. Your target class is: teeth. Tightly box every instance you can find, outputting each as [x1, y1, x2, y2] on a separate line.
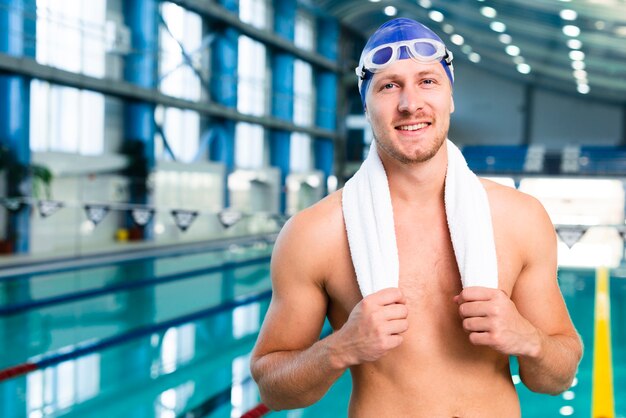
[398, 123, 429, 131]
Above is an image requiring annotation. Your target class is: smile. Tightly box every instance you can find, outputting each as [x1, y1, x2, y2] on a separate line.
[396, 122, 430, 131]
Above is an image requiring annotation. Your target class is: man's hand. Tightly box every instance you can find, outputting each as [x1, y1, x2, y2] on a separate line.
[333, 288, 409, 366]
[454, 287, 542, 357]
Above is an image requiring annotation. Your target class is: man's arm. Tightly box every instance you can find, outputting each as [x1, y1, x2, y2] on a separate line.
[455, 192, 582, 394]
[250, 203, 408, 410]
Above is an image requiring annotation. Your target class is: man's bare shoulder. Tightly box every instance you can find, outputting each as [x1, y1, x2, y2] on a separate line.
[273, 190, 347, 274]
[480, 178, 550, 222]
[480, 178, 555, 262]
[280, 189, 344, 241]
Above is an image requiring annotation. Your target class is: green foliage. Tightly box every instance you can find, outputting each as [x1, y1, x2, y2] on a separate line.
[0, 145, 53, 199]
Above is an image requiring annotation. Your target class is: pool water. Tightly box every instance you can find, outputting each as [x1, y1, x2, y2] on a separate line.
[0, 242, 623, 418]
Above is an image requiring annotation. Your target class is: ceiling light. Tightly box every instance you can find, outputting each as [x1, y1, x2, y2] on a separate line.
[498, 34, 512, 44]
[384, 5, 397, 16]
[567, 39, 582, 49]
[573, 69, 588, 80]
[558, 0, 571, 2]
[577, 83, 590, 94]
[368, 0, 381, 3]
[469, 52, 481, 63]
[429, 10, 444, 22]
[571, 60, 585, 70]
[517, 63, 531, 74]
[560, 9, 578, 21]
[442, 24, 455, 34]
[569, 50, 585, 60]
[450, 34, 464, 45]
[595, 20, 606, 30]
[480, 6, 497, 18]
[418, 0, 432, 8]
[461, 45, 472, 54]
[559, 405, 575, 416]
[562, 25, 581, 37]
[513, 56, 525, 64]
[505, 45, 520, 56]
[490, 21, 506, 33]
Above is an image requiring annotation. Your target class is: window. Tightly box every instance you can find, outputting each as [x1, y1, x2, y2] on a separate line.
[239, 0, 269, 29]
[290, 11, 316, 173]
[35, 0, 107, 77]
[294, 11, 315, 52]
[31, 0, 107, 154]
[236, 0, 268, 170]
[158, 3, 204, 162]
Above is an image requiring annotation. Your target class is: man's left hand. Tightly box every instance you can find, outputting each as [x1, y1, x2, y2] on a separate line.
[454, 287, 542, 357]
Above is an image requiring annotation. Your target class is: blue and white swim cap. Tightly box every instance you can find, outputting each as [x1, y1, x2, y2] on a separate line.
[356, 18, 454, 107]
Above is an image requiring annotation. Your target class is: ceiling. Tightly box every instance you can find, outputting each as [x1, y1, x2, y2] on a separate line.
[312, 0, 626, 104]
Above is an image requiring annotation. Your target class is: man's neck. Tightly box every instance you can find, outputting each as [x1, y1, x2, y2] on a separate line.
[378, 143, 448, 207]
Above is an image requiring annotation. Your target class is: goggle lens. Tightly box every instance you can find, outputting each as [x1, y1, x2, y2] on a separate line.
[371, 46, 395, 65]
[411, 41, 438, 58]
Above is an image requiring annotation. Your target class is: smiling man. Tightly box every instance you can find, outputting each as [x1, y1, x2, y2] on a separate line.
[250, 18, 582, 417]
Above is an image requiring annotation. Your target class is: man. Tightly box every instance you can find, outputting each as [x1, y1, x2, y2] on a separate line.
[250, 18, 582, 417]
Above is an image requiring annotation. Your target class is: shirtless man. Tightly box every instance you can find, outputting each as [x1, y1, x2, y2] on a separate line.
[250, 18, 582, 417]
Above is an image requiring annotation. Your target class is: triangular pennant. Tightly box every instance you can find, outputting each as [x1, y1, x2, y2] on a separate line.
[555, 225, 589, 249]
[84, 204, 110, 225]
[171, 209, 198, 232]
[1, 198, 26, 212]
[217, 209, 243, 228]
[38, 200, 64, 218]
[131, 208, 155, 226]
[617, 225, 626, 241]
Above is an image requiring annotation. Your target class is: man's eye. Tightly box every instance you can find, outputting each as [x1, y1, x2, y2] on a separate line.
[422, 79, 436, 85]
[383, 83, 395, 89]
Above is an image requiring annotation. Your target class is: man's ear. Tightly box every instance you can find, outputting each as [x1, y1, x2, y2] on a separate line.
[365, 107, 370, 121]
[450, 95, 455, 114]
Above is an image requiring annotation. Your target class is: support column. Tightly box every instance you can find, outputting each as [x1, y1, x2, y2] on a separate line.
[0, 5, 34, 416]
[123, 0, 158, 238]
[314, 17, 339, 195]
[270, 0, 295, 213]
[0, 0, 36, 255]
[208, 0, 238, 208]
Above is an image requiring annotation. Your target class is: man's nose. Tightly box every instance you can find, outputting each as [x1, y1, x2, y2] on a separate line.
[397, 88, 424, 113]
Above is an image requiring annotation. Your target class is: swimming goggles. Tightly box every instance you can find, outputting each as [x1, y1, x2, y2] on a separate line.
[355, 38, 453, 80]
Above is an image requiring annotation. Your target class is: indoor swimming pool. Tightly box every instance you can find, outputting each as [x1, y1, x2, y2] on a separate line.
[0, 239, 623, 418]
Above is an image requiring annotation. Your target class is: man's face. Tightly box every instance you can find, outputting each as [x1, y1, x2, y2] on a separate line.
[365, 58, 455, 165]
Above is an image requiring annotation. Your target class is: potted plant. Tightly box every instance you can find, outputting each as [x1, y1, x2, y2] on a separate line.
[0, 145, 53, 253]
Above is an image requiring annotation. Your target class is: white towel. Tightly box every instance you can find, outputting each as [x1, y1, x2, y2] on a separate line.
[342, 139, 498, 296]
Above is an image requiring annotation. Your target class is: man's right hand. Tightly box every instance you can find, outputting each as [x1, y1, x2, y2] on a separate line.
[332, 287, 409, 366]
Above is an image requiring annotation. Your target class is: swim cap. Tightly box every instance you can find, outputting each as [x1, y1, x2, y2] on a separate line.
[356, 18, 454, 107]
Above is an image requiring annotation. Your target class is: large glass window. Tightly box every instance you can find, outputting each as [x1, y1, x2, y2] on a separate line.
[290, 11, 315, 173]
[239, 0, 269, 29]
[30, 0, 107, 154]
[236, 0, 269, 169]
[35, 0, 107, 77]
[158, 2, 203, 162]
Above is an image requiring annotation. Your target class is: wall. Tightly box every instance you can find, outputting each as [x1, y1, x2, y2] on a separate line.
[449, 61, 526, 145]
[443, 61, 625, 148]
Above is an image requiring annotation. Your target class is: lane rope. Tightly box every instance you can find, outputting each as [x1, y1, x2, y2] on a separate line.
[240, 403, 270, 418]
[592, 266, 614, 418]
[0, 289, 272, 382]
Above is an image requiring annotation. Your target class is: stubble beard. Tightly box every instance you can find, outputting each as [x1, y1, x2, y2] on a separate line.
[372, 120, 448, 165]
